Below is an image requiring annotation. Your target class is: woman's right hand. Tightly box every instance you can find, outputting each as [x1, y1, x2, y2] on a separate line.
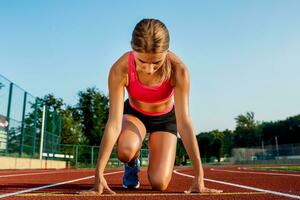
[79, 174, 116, 195]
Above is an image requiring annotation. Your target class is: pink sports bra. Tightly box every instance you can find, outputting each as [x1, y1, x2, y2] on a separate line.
[126, 51, 174, 116]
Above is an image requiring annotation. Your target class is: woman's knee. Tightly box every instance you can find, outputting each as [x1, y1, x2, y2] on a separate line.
[117, 133, 141, 162]
[117, 115, 146, 162]
[148, 172, 172, 191]
[117, 144, 138, 162]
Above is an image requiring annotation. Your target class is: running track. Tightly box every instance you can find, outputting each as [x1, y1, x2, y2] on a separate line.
[0, 165, 299, 200]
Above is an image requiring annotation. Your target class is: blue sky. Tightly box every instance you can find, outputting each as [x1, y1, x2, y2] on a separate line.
[1, 1, 299, 132]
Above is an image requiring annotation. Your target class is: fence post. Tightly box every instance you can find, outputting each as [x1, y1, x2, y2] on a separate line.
[19, 92, 27, 157]
[139, 149, 143, 166]
[39, 105, 46, 160]
[51, 109, 56, 158]
[75, 145, 78, 168]
[43, 106, 48, 153]
[57, 112, 62, 144]
[5, 83, 13, 155]
[32, 98, 38, 157]
[91, 146, 94, 168]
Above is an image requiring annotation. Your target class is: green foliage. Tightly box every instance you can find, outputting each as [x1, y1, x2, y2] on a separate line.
[211, 130, 223, 162]
[197, 132, 213, 163]
[195, 112, 300, 163]
[41, 94, 87, 146]
[221, 129, 234, 156]
[19, 94, 83, 155]
[196, 130, 234, 163]
[233, 112, 262, 147]
[18, 94, 63, 155]
[175, 138, 187, 165]
[261, 114, 300, 145]
[42, 94, 64, 111]
[235, 112, 256, 129]
[76, 87, 109, 146]
[61, 106, 85, 145]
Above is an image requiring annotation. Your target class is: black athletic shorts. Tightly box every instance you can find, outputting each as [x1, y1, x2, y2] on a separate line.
[123, 99, 178, 136]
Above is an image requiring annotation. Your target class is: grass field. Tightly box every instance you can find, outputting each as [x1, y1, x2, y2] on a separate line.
[254, 166, 300, 171]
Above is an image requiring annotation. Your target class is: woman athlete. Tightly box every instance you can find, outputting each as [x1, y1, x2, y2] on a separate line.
[83, 18, 222, 195]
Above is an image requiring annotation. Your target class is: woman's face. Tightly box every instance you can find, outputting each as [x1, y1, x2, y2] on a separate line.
[134, 51, 167, 76]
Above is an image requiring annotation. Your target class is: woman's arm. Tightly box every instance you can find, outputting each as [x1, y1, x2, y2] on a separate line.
[172, 58, 203, 181]
[171, 52, 222, 193]
[93, 53, 129, 194]
[96, 58, 126, 174]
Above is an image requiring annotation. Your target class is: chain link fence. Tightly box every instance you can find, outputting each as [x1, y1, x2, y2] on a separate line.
[0, 74, 61, 159]
[232, 143, 300, 164]
[43, 144, 149, 168]
[1, 74, 149, 169]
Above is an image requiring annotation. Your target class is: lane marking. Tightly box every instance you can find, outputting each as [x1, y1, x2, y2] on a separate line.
[0, 170, 123, 199]
[174, 170, 300, 199]
[0, 171, 72, 178]
[0, 170, 51, 174]
[19, 191, 264, 196]
[210, 168, 300, 177]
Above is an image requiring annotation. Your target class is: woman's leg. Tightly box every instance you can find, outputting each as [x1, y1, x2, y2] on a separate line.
[117, 114, 147, 165]
[147, 131, 177, 191]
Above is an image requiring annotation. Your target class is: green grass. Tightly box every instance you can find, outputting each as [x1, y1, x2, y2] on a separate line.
[254, 166, 300, 171]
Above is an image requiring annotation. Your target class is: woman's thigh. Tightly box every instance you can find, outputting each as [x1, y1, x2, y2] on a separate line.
[147, 131, 177, 190]
[117, 114, 147, 162]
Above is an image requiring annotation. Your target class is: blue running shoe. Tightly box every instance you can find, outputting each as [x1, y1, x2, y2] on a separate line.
[122, 159, 140, 189]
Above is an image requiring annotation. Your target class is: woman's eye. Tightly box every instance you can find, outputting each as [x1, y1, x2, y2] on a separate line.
[137, 59, 145, 63]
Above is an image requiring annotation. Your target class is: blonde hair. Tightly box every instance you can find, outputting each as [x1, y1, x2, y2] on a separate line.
[131, 18, 172, 81]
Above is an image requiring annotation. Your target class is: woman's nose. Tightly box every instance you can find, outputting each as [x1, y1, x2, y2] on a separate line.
[144, 64, 155, 74]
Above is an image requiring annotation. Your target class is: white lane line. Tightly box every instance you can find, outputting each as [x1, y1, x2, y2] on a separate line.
[210, 168, 300, 177]
[0, 170, 123, 199]
[173, 170, 300, 199]
[0, 171, 70, 178]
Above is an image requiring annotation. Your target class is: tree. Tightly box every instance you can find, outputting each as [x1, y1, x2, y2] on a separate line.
[42, 94, 64, 111]
[235, 112, 256, 129]
[261, 114, 300, 145]
[211, 130, 224, 162]
[197, 132, 214, 163]
[233, 112, 261, 147]
[221, 129, 234, 157]
[175, 138, 187, 165]
[61, 106, 85, 145]
[20, 94, 83, 157]
[76, 87, 109, 145]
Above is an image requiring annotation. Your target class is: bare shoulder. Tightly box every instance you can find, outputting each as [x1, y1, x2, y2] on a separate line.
[110, 51, 130, 75]
[168, 51, 189, 86]
[109, 51, 130, 86]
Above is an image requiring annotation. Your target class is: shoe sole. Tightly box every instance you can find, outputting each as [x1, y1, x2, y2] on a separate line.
[122, 182, 140, 189]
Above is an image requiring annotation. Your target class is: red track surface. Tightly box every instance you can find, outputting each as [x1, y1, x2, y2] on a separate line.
[0, 165, 299, 200]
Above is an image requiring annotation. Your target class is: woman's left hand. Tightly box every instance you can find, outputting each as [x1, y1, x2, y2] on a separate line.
[184, 178, 223, 194]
